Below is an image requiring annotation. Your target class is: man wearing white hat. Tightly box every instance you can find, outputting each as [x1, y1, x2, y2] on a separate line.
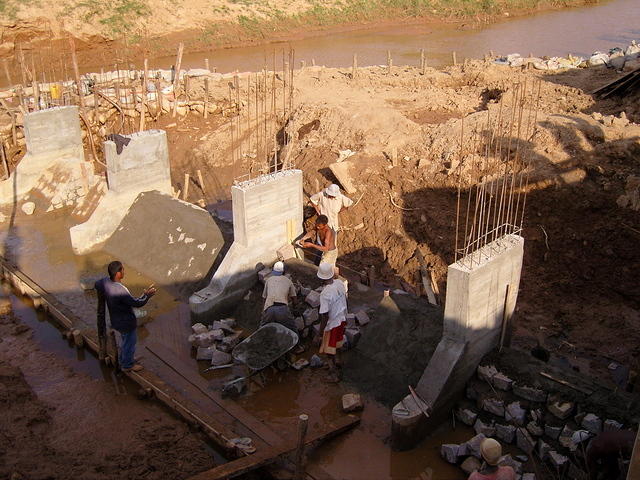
[309, 183, 353, 234]
[316, 262, 348, 382]
[260, 261, 297, 333]
[468, 438, 515, 480]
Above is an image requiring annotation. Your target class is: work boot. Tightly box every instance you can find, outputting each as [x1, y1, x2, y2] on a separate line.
[122, 363, 143, 373]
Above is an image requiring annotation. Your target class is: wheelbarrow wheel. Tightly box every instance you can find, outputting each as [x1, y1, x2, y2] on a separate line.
[275, 357, 289, 371]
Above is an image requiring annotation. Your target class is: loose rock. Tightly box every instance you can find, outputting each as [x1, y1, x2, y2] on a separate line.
[342, 393, 364, 412]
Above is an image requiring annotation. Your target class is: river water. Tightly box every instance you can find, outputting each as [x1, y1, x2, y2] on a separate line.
[154, 0, 639, 72]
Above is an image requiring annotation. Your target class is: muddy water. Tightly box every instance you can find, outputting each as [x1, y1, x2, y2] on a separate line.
[152, 0, 639, 72]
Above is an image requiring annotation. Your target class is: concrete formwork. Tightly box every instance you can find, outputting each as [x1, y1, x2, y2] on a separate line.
[70, 130, 172, 254]
[391, 234, 524, 450]
[0, 106, 96, 207]
[190, 170, 303, 317]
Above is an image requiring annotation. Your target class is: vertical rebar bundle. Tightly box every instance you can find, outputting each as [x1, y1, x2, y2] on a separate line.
[453, 81, 541, 268]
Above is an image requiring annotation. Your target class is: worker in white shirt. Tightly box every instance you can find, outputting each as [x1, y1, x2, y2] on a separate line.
[260, 261, 297, 333]
[309, 184, 353, 235]
[316, 262, 348, 382]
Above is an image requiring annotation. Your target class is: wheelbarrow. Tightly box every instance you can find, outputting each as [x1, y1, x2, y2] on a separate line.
[223, 323, 299, 394]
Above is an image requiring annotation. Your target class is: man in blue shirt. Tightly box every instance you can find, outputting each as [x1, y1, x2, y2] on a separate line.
[95, 261, 156, 372]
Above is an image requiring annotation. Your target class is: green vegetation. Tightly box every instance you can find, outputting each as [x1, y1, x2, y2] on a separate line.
[0, 0, 37, 19]
[66, 0, 151, 36]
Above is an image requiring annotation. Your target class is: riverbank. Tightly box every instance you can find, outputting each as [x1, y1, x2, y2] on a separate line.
[0, 0, 602, 68]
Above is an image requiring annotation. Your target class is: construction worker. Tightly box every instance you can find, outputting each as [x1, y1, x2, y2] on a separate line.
[468, 438, 515, 480]
[586, 430, 636, 479]
[260, 261, 297, 333]
[298, 215, 337, 266]
[95, 261, 156, 372]
[316, 262, 348, 382]
[309, 183, 353, 235]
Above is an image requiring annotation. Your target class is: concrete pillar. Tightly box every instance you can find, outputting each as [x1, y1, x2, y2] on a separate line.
[69, 130, 172, 254]
[0, 106, 89, 205]
[190, 169, 303, 317]
[391, 234, 524, 450]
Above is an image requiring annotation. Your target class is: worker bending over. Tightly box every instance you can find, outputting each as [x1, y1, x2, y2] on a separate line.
[310, 183, 353, 236]
[260, 261, 297, 333]
[299, 215, 337, 266]
[316, 262, 348, 382]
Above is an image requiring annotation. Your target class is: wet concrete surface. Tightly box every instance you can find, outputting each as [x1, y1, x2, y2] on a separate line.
[148, 0, 639, 73]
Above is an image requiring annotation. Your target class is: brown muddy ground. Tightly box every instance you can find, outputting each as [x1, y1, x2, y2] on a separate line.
[0, 294, 218, 480]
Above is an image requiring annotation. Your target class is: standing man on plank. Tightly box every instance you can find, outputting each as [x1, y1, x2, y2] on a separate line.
[309, 183, 353, 236]
[316, 262, 348, 382]
[95, 261, 156, 372]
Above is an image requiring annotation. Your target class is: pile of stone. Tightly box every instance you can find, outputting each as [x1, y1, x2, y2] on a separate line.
[188, 319, 242, 366]
[441, 433, 535, 479]
[445, 363, 630, 479]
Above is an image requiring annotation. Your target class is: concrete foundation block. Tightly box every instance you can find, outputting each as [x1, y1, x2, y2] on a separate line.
[505, 401, 527, 426]
[513, 383, 547, 403]
[210, 348, 232, 366]
[345, 327, 361, 348]
[516, 428, 536, 454]
[483, 397, 505, 417]
[581, 413, 602, 434]
[440, 444, 461, 464]
[222, 332, 242, 349]
[492, 372, 513, 391]
[495, 423, 517, 443]
[342, 393, 364, 413]
[192, 323, 208, 335]
[548, 400, 574, 420]
[477, 364, 498, 383]
[196, 346, 215, 360]
[456, 408, 478, 426]
[305, 290, 321, 308]
[460, 456, 481, 475]
[461, 433, 486, 458]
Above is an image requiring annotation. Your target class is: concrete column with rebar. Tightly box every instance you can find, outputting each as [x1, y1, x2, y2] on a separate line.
[190, 169, 303, 318]
[391, 234, 524, 450]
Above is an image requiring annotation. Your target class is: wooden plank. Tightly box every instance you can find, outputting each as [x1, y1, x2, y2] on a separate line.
[145, 341, 285, 447]
[628, 426, 640, 480]
[414, 249, 437, 305]
[188, 415, 360, 480]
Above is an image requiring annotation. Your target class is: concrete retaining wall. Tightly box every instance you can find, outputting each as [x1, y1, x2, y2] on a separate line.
[70, 130, 172, 254]
[0, 106, 94, 206]
[391, 234, 524, 450]
[190, 170, 303, 317]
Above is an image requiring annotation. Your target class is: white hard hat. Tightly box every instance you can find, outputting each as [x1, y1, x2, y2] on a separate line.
[480, 438, 502, 466]
[273, 261, 284, 273]
[325, 184, 340, 197]
[317, 262, 335, 280]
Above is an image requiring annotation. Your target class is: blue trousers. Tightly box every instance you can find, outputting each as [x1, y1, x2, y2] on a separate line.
[118, 329, 137, 369]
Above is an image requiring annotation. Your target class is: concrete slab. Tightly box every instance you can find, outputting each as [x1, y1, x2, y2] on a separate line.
[70, 130, 172, 254]
[102, 191, 223, 299]
[328, 161, 357, 194]
[190, 170, 303, 318]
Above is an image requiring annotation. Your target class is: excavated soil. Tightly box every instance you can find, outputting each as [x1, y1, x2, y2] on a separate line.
[165, 58, 640, 387]
[0, 294, 218, 480]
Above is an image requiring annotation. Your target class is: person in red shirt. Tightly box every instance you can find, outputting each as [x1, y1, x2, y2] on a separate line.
[468, 438, 516, 480]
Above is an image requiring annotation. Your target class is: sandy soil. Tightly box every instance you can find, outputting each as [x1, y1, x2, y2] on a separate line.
[0, 294, 218, 480]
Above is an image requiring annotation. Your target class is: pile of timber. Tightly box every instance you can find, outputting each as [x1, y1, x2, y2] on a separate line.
[592, 67, 640, 98]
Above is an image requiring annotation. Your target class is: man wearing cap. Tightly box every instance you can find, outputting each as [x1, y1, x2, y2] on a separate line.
[309, 184, 353, 235]
[260, 261, 297, 333]
[468, 438, 515, 480]
[316, 262, 348, 382]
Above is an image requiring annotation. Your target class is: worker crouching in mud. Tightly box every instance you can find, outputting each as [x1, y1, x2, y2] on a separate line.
[260, 261, 297, 333]
[315, 262, 348, 382]
[298, 215, 337, 266]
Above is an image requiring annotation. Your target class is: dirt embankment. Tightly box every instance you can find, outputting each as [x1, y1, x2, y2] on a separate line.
[0, 0, 600, 67]
[0, 295, 217, 480]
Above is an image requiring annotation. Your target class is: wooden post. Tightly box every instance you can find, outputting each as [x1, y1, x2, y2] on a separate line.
[387, 50, 392, 74]
[3, 59, 12, 86]
[311, 58, 316, 66]
[172, 42, 184, 118]
[155, 79, 162, 115]
[183, 172, 190, 201]
[205, 58, 210, 71]
[203, 77, 209, 119]
[452, 51, 457, 66]
[68, 37, 85, 108]
[140, 58, 148, 131]
[294, 414, 309, 480]
[197, 169, 207, 198]
[109, 329, 120, 370]
[17, 45, 28, 86]
[420, 48, 426, 74]
[352, 54, 357, 79]
[72, 329, 84, 347]
[0, 143, 9, 180]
